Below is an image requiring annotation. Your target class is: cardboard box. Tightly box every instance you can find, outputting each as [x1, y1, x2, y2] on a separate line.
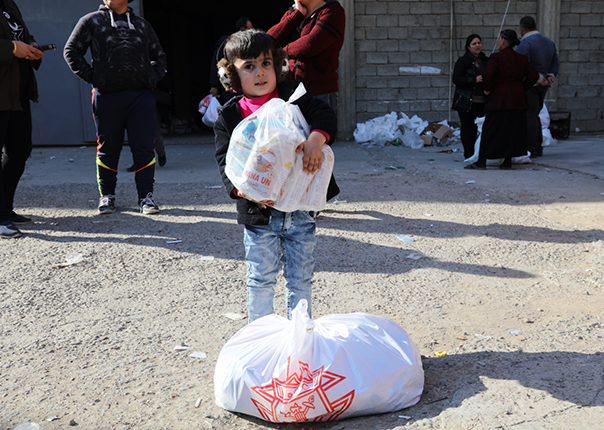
[420, 123, 453, 146]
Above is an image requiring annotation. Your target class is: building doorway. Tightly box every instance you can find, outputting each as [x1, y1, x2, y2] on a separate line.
[141, 0, 290, 133]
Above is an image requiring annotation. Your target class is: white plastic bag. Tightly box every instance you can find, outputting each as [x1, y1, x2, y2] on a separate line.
[214, 300, 424, 423]
[202, 95, 221, 127]
[198, 94, 212, 115]
[353, 112, 402, 145]
[225, 83, 334, 212]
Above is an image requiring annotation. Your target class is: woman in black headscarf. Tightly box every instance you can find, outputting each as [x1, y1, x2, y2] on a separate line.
[0, 0, 44, 238]
[452, 34, 489, 159]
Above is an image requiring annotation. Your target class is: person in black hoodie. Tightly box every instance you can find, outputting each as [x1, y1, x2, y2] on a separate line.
[214, 29, 338, 323]
[452, 34, 488, 160]
[64, 0, 167, 215]
[0, 0, 44, 238]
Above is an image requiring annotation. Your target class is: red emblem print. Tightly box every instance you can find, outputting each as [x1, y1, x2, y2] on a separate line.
[251, 358, 355, 422]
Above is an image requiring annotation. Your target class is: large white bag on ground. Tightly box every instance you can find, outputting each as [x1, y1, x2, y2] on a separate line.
[214, 300, 424, 423]
[225, 83, 334, 212]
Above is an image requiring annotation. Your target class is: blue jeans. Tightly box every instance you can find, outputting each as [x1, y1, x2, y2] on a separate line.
[244, 209, 317, 323]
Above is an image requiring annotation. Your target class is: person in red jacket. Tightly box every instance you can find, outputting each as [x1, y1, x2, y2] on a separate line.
[268, 0, 345, 112]
[465, 30, 538, 170]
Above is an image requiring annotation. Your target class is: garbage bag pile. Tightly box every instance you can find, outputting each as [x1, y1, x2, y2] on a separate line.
[214, 300, 424, 423]
[354, 111, 460, 149]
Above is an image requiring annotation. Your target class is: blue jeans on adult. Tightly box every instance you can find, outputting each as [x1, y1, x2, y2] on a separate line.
[244, 208, 317, 323]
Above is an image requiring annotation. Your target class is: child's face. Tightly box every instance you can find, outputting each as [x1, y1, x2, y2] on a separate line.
[233, 52, 277, 98]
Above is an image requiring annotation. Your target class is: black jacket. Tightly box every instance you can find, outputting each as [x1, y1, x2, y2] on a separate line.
[214, 81, 339, 225]
[0, 0, 40, 110]
[64, 5, 166, 94]
[453, 50, 488, 99]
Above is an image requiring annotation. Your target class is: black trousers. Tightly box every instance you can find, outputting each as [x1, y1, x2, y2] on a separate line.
[457, 102, 484, 159]
[93, 88, 156, 200]
[0, 98, 32, 222]
[525, 86, 548, 154]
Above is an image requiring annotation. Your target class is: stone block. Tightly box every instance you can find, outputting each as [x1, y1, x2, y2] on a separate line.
[573, 108, 597, 121]
[462, 14, 484, 27]
[410, 3, 432, 15]
[561, 14, 581, 26]
[388, 52, 411, 64]
[366, 3, 387, 14]
[474, 2, 496, 14]
[400, 40, 421, 52]
[581, 14, 602, 26]
[388, 3, 410, 15]
[357, 88, 378, 101]
[399, 88, 418, 99]
[418, 88, 440, 99]
[420, 40, 445, 52]
[358, 40, 377, 52]
[388, 27, 408, 40]
[398, 15, 421, 27]
[411, 28, 430, 40]
[570, 2, 592, 14]
[377, 40, 400, 52]
[377, 65, 401, 76]
[377, 15, 399, 28]
[355, 15, 376, 28]
[357, 65, 377, 77]
[388, 77, 411, 89]
[366, 28, 388, 40]
[367, 52, 389, 64]
[366, 77, 389, 89]
[431, 2, 451, 15]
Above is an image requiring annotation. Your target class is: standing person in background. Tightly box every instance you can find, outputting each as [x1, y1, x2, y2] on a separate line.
[0, 0, 44, 238]
[209, 17, 253, 104]
[64, 0, 167, 215]
[268, 0, 345, 112]
[465, 30, 538, 171]
[516, 16, 559, 157]
[452, 34, 489, 160]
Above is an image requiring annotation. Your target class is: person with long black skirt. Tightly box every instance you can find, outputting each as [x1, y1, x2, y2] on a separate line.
[452, 34, 488, 160]
[465, 30, 538, 170]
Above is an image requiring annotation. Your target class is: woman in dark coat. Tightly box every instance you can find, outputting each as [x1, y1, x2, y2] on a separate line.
[465, 30, 538, 170]
[452, 34, 488, 159]
[0, 0, 44, 238]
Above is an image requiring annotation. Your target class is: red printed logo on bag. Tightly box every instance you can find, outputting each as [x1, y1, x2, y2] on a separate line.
[251, 359, 355, 422]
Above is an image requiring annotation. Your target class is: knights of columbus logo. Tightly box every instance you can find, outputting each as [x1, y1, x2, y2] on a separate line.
[250, 358, 355, 422]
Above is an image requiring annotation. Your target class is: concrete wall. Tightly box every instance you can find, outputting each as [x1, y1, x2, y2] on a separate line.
[557, 0, 604, 132]
[353, 0, 604, 133]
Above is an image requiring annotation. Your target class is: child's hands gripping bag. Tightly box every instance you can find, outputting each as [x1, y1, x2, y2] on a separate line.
[225, 83, 334, 212]
[214, 300, 424, 422]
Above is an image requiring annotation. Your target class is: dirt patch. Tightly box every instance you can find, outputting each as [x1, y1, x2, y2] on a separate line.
[1, 142, 603, 429]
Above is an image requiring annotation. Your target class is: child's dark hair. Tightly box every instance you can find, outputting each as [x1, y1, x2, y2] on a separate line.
[217, 29, 287, 93]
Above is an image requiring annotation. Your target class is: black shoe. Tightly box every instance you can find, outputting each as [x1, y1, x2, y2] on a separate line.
[0, 220, 21, 238]
[464, 163, 486, 170]
[98, 194, 116, 214]
[499, 163, 512, 170]
[158, 153, 167, 167]
[9, 212, 32, 225]
[126, 164, 135, 172]
[530, 148, 543, 157]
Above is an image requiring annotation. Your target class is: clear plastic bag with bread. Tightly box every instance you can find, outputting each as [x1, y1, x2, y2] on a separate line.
[225, 83, 334, 212]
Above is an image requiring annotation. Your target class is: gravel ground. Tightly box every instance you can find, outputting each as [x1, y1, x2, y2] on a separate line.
[1, 138, 603, 429]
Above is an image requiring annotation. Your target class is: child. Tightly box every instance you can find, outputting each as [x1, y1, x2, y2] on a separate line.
[214, 29, 339, 323]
